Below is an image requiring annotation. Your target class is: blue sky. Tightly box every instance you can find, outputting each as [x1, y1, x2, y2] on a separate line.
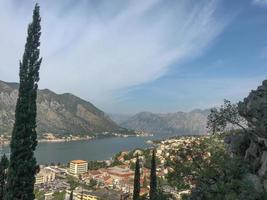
[0, 0, 267, 114]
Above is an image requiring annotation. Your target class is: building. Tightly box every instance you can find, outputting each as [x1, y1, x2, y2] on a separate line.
[35, 168, 56, 185]
[66, 189, 99, 200]
[107, 166, 134, 180]
[70, 160, 88, 175]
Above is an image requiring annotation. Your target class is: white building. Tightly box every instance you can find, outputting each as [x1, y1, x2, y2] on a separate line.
[35, 168, 56, 185]
[70, 160, 88, 175]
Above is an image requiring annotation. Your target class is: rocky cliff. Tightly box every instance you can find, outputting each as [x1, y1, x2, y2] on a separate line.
[225, 80, 267, 193]
[0, 80, 123, 137]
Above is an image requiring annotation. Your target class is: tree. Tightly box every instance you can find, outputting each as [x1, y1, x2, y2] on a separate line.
[143, 176, 148, 188]
[207, 99, 248, 135]
[34, 189, 45, 200]
[149, 149, 157, 200]
[133, 155, 140, 200]
[52, 191, 65, 200]
[165, 135, 266, 200]
[80, 189, 83, 200]
[67, 176, 78, 200]
[0, 155, 8, 200]
[69, 190, 73, 200]
[5, 4, 42, 200]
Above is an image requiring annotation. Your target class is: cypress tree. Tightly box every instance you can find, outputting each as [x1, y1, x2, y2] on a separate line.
[133, 155, 140, 200]
[69, 190, 73, 200]
[5, 4, 42, 200]
[0, 155, 9, 200]
[80, 188, 83, 200]
[149, 149, 157, 200]
[143, 176, 148, 188]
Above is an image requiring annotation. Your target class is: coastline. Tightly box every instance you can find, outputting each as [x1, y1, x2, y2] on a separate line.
[0, 132, 153, 146]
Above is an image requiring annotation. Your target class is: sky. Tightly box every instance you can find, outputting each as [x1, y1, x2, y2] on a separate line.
[0, 0, 267, 114]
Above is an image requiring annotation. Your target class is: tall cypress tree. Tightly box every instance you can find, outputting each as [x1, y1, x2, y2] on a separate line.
[69, 190, 73, 200]
[0, 154, 9, 200]
[80, 188, 83, 200]
[5, 4, 42, 200]
[149, 149, 157, 200]
[133, 155, 140, 200]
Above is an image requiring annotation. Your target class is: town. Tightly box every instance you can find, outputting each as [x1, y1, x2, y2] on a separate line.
[34, 136, 208, 200]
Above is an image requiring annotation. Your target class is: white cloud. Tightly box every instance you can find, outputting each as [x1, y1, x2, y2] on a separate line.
[0, 0, 230, 109]
[252, 0, 267, 6]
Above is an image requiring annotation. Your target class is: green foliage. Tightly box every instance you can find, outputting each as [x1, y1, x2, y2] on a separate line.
[167, 137, 220, 190]
[66, 176, 79, 190]
[52, 191, 65, 200]
[88, 161, 107, 170]
[130, 161, 136, 170]
[149, 149, 157, 200]
[88, 179, 97, 188]
[123, 153, 131, 160]
[110, 151, 124, 166]
[110, 159, 123, 167]
[34, 189, 45, 200]
[5, 4, 42, 200]
[69, 190, 73, 200]
[0, 155, 8, 200]
[143, 150, 160, 169]
[167, 136, 265, 200]
[207, 99, 247, 134]
[133, 155, 141, 200]
[155, 189, 173, 200]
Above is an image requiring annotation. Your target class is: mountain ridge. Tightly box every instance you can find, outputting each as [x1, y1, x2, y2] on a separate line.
[0, 80, 125, 137]
[119, 109, 210, 135]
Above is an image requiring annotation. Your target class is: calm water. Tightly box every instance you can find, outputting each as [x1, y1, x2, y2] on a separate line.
[0, 133, 179, 164]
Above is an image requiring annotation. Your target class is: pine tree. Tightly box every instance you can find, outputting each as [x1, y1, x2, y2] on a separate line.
[0, 155, 9, 200]
[149, 149, 157, 200]
[5, 4, 42, 200]
[133, 155, 140, 200]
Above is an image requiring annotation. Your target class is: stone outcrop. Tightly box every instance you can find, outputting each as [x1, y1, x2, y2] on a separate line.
[238, 80, 267, 138]
[226, 80, 267, 193]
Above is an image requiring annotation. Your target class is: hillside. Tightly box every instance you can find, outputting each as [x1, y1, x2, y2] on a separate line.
[0, 80, 124, 137]
[119, 109, 210, 135]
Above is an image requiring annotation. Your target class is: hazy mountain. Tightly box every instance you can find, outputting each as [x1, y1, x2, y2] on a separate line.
[108, 113, 133, 124]
[0, 80, 124, 137]
[120, 109, 210, 135]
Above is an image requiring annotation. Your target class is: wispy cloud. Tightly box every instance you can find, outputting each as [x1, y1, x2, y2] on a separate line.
[0, 0, 230, 109]
[252, 0, 267, 6]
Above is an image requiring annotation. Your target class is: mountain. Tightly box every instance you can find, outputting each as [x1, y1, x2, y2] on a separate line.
[120, 109, 210, 135]
[108, 113, 132, 124]
[0, 80, 124, 137]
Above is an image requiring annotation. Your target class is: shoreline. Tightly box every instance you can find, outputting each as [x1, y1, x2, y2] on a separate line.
[0, 133, 153, 146]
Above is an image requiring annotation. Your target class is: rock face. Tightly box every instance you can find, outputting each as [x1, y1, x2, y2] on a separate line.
[120, 109, 209, 135]
[0, 80, 122, 137]
[238, 80, 267, 138]
[226, 80, 267, 193]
